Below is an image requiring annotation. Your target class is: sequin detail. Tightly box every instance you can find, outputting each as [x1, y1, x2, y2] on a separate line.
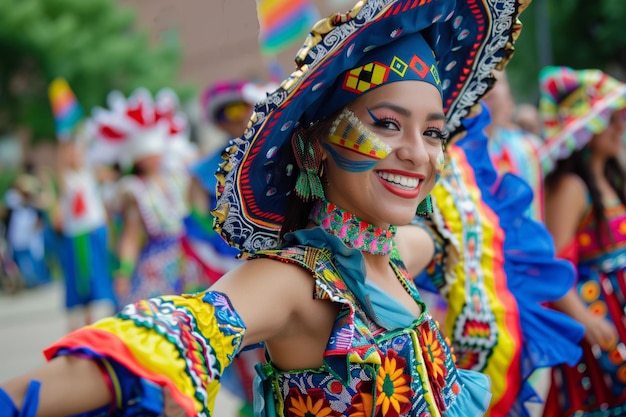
[308, 200, 396, 255]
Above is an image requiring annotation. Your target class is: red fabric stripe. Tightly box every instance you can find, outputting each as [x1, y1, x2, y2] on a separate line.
[44, 328, 197, 417]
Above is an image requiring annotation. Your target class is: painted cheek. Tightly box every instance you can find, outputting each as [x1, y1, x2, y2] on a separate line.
[323, 143, 379, 173]
[435, 149, 445, 182]
[327, 109, 391, 160]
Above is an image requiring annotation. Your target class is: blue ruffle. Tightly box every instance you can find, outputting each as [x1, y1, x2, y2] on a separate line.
[457, 103, 585, 414]
[445, 370, 492, 417]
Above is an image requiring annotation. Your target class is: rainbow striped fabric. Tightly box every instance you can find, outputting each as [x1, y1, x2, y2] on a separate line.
[256, 0, 319, 56]
[48, 78, 83, 142]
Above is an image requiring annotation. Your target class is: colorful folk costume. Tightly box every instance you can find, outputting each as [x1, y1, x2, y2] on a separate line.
[88, 88, 191, 307]
[415, 102, 585, 416]
[487, 122, 544, 221]
[537, 67, 626, 416]
[48, 78, 116, 328]
[6, 0, 529, 416]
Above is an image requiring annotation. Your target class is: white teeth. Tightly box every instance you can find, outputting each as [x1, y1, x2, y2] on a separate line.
[377, 171, 419, 190]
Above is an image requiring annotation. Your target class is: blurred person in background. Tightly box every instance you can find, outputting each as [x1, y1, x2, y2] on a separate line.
[484, 69, 545, 221]
[48, 78, 116, 331]
[88, 88, 191, 308]
[513, 102, 542, 137]
[3, 173, 51, 289]
[184, 79, 275, 288]
[540, 66, 626, 416]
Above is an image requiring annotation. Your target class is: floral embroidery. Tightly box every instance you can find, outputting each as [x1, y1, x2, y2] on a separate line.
[347, 381, 375, 416]
[421, 325, 448, 387]
[376, 349, 413, 417]
[286, 387, 341, 417]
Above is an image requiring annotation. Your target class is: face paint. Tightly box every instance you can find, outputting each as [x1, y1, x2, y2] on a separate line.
[435, 149, 445, 182]
[327, 109, 391, 159]
[325, 108, 391, 172]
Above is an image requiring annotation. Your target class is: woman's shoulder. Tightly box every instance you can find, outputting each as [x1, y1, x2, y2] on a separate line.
[548, 173, 589, 206]
[545, 173, 590, 235]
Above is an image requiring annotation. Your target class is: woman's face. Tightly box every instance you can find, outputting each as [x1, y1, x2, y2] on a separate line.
[321, 80, 445, 227]
[589, 110, 625, 158]
[135, 153, 162, 174]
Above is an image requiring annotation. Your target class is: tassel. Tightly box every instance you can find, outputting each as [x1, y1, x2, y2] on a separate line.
[416, 195, 433, 217]
[291, 130, 325, 201]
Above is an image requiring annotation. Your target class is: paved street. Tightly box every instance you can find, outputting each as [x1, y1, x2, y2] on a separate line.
[0, 282, 240, 416]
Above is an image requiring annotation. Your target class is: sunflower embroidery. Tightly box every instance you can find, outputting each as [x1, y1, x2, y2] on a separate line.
[347, 381, 375, 417]
[286, 387, 341, 417]
[375, 349, 414, 417]
[421, 325, 448, 387]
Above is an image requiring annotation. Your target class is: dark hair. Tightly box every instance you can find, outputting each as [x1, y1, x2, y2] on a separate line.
[278, 116, 336, 241]
[545, 147, 626, 244]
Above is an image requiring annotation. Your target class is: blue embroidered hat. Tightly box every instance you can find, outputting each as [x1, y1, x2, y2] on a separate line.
[214, 0, 528, 254]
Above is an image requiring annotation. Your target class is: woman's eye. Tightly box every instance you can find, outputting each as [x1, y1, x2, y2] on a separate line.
[373, 118, 400, 131]
[424, 128, 448, 141]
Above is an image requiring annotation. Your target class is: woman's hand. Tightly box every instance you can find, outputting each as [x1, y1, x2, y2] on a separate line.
[582, 314, 618, 351]
[114, 276, 131, 299]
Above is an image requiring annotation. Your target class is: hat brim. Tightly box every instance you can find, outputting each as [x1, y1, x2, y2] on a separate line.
[539, 84, 626, 174]
[214, 0, 526, 254]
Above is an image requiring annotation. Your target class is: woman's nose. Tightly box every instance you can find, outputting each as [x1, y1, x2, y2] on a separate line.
[396, 131, 430, 166]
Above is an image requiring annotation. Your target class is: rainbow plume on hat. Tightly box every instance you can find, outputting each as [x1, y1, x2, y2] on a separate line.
[48, 78, 84, 142]
[257, 0, 319, 56]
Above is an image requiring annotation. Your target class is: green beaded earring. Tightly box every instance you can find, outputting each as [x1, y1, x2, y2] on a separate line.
[292, 129, 325, 201]
[416, 195, 433, 217]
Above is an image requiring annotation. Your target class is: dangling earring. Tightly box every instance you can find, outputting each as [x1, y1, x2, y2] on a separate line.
[292, 129, 325, 201]
[416, 195, 433, 217]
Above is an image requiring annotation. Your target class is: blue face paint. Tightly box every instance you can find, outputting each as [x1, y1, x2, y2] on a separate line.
[323, 143, 379, 172]
[367, 107, 380, 123]
[324, 108, 391, 173]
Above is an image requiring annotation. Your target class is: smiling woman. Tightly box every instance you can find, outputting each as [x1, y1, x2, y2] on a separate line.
[0, 0, 526, 416]
[321, 81, 444, 227]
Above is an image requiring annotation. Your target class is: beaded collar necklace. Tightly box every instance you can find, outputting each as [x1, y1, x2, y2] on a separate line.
[309, 200, 396, 255]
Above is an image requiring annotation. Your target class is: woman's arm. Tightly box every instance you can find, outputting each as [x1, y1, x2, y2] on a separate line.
[545, 174, 618, 349]
[113, 194, 143, 297]
[0, 257, 317, 417]
[1, 356, 110, 417]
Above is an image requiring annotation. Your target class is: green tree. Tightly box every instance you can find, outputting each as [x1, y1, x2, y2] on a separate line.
[507, 0, 626, 104]
[0, 0, 183, 141]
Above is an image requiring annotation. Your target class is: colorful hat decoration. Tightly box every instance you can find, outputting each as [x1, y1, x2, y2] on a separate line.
[537, 66, 626, 174]
[87, 88, 190, 167]
[48, 78, 84, 142]
[213, 0, 527, 254]
[201, 80, 278, 124]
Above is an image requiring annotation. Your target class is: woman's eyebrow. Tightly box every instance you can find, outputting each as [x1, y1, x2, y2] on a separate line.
[368, 102, 445, 122]
[369, 102, 410, 117]
[427, 112, 446, 122]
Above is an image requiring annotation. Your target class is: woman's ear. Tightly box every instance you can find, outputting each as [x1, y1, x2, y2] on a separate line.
[320, 138, 329, 162]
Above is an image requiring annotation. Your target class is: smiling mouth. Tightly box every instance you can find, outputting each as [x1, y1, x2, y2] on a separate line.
[376, 171, 421, 190]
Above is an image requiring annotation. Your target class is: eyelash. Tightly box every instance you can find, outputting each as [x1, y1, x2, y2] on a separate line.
[368, 108, 449, 142]
[373, 116, 401, 130]
[424, 126, 449, 142]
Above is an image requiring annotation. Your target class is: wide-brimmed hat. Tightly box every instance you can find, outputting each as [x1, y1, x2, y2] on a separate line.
[87, 88, 191, 167]
[202, 80, 278, 124]
[213, 0, 527, 254]
[538, 66, 626, 174]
